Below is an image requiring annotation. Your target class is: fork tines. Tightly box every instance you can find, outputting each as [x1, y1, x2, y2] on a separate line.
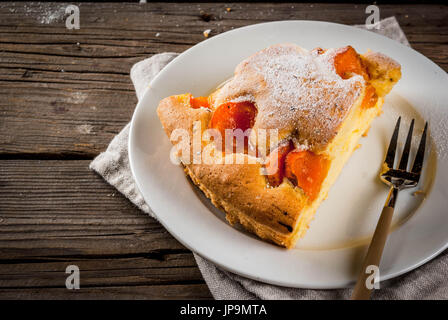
[411, 122, 428, 177]
[382, 117, 428, 187]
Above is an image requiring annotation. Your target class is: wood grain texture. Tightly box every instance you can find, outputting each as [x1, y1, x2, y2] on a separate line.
[0, 2, 447, 157]
[0, 2, 446, 299]
[0, 160, 211, 299]
[0, 160, 182, 255]
[0, 284, 211, 300]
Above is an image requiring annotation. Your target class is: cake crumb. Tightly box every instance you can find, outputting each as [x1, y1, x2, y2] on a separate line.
[203, 29, 211, 38]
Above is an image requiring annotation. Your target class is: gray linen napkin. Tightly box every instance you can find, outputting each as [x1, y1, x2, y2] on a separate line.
[90, 17, 447, 299]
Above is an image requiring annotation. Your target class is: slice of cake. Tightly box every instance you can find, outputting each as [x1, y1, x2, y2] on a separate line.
[157, 43, 401, 248]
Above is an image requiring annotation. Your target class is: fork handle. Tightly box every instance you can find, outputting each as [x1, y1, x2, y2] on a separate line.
[351, 190, 396, 300]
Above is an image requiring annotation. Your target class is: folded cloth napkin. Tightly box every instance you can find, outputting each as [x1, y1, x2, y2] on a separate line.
[90, 17, 447, 299]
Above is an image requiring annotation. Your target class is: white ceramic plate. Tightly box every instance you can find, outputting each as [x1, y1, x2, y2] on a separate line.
[129, 21, 448, 288]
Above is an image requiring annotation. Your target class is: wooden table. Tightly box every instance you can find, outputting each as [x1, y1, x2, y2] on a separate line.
[0, 2, 446, 299]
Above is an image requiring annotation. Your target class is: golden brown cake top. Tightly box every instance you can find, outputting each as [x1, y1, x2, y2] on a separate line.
[214, 43, 366, 152]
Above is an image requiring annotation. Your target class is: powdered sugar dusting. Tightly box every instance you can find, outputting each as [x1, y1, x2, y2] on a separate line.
[230, 94, 255, 103]
[216, 44, 365, 151]
[252, 45, 363, 130]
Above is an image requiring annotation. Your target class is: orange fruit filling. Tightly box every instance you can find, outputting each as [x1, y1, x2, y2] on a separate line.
[264, 141, 294, 187]
[285, 150, 330, 201]
[209, 101, 257, 153]
[333, 46, 378, 109]
[333, 46, 369, 81]
[361, 84, 378, 109]
[190, 95, 210, 109]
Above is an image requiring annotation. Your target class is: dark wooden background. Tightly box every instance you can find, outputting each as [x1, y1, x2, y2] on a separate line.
[0, 2, 446, 299]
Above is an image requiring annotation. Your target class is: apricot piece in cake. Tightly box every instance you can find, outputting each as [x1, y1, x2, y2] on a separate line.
[264, 140, 294, 187]
[285, 150, 330, 201]
[334, 46, 369, 81]
[190, 96, 210, 109]
[209, 101, 257, 152]
[361, 85, 378, 109]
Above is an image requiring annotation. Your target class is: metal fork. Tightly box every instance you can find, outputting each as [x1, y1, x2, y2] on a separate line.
[351, 117, 428, 300]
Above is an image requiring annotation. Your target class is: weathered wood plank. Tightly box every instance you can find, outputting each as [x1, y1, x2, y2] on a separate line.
[0, 159, 212, 297]
[0, 85, 136, 157]
[0, 284, 211, 299]
[0, 160, 185, 255]
[0, 254, 204, 288]
[0, 2, 446, 157]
